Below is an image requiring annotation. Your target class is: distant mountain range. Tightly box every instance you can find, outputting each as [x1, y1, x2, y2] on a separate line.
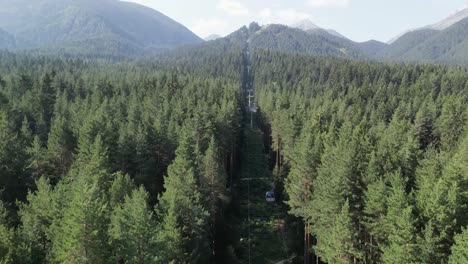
[291, 19, 348, 39]
[194, 6, 468, 66]
[0, 28, 15, 49]
[388, 7, 468, 44]
[429, 7, 468, 30]
[204, 34, 222, 41]
[211, 7, 468, 66]
[381, 8, 468, 64]
[1, 0, 468, 66]
[0, 0, 202, 57]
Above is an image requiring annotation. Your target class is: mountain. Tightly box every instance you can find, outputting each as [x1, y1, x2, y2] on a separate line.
[0, 0, 202, 57]
[381, 16, 468, 65]
[357, 40, 387, 57]
[388, 7, 468, 44]
[291, 19, 320, 31]
[380, 29, 439, 59]
[291, 19, 348, 39]
[404, 17, 468, 64]
[204, 34, 222, 41]
[429, 7, 468, 30]
[184, 22, 390, 61]
[220, 22, 365, 59]
[0, 28, 15, 49]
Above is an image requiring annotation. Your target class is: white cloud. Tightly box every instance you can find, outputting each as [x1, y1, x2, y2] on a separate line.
[306, 0, 350, 8]
[217, 0, 250, 16]
[259, 8, 311, 25]
[191, 18, 229, 38]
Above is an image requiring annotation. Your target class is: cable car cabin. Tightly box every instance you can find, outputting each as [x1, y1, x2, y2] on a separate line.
[266, 191, 276, 202]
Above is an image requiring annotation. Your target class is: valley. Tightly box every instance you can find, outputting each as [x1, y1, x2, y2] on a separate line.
[0, 1, 468, 264]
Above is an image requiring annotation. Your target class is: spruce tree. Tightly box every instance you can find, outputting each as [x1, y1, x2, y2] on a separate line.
[0, 201, 15, 264]
[363, 177, 389, 261]
[381, 173, 418, 264]
[202, 136, 227, 219]
[109, 187, 158, 264]
[415, 148, 458, 262]
[50, 182, 110, 264]
[449, 228, 468, 264]
[317, 200, 361, 264]
[108, 172, 136, 208]
[156, 128, 209, 263]
[18, 177, 55, 263]
[413, 100, 436, 150]
[26, 136, 49, 182]
[46, 116, 75, 179]
[285, 128, 320, 220]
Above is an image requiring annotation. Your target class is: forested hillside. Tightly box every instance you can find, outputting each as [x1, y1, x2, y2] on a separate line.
[0, 51, 244, 263]
[0, 32, 468, 264]
[381, 17, 468, 65]
[0, 0, 203, 58]
[253, 50, 468, 263]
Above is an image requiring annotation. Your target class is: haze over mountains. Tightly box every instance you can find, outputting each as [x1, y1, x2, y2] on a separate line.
[0, 0, 202, 57]
[1, 0, 468, 65]
[381, 7, 468, 64]
[291, 19, 348, 40]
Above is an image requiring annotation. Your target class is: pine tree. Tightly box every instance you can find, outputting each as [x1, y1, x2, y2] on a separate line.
[441, 134, 468, 231]
[46, 116, 75, 179]
[413, 100, 436, 150]
[0, 201, 15, 264]
[439, 97, 466, 151]
[310, 124, 361, 262]
[69, 134, 112, 189]
[201, 136, 227, 259]
[39, 72, 56, 129]
[363, 177, 389, 261]
[381, 173, 418, 264]
[17, 177, 55, 263]
[108, 172, 135, 208]
[449, 228, 468, 264]
[317, 200, 361, 264]
[50, 182, 110, 264]
[415, 148, 458, 262]
[285, 129, 320, 220]
[0, 111, 27, 202]
[156, 128, 209, 263]
[27, 136, 49, 182]
[417, 221, 441, 264]
[202, 136, 227, 220]
[109, 187, 158, 264]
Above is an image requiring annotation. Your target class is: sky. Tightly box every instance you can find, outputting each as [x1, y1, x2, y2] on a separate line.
[125, 0, 468, 42]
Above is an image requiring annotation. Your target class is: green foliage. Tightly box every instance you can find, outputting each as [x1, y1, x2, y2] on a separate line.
[50, 182, 110, 263]
[316, 200, 361, 264]
[0, 0, 202, 58]
[109, 187, 158, 263]
[449, 228, 468, 264]
[254, 50, 468, 263]
[18, 177, 55, 262]
[0, 34, 468, 263]
[381, 174, 418, 264]
[156, 129, 210, 263]
[0, 201, 15, 264]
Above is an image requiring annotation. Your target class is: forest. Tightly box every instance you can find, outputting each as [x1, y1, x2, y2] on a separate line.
[0, 44, 467, 264]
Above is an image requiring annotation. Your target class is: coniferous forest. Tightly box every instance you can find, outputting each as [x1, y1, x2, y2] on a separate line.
[0, 21, 468, 264]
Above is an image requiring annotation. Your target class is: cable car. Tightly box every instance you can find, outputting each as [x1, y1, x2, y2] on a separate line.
[266, 191, 276, 202]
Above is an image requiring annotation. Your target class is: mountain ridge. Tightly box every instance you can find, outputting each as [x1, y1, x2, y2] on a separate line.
[0, 0, 203, 57]
[291, 19, 348, 40]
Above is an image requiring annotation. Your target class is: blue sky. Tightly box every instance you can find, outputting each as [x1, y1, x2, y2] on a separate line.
[126, 0, 468, 42]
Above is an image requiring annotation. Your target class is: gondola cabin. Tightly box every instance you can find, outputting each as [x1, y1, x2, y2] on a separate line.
[266, 191, 276, 202]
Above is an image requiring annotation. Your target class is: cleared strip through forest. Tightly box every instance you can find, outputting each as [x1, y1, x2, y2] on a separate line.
[233, 45, 293, 263]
